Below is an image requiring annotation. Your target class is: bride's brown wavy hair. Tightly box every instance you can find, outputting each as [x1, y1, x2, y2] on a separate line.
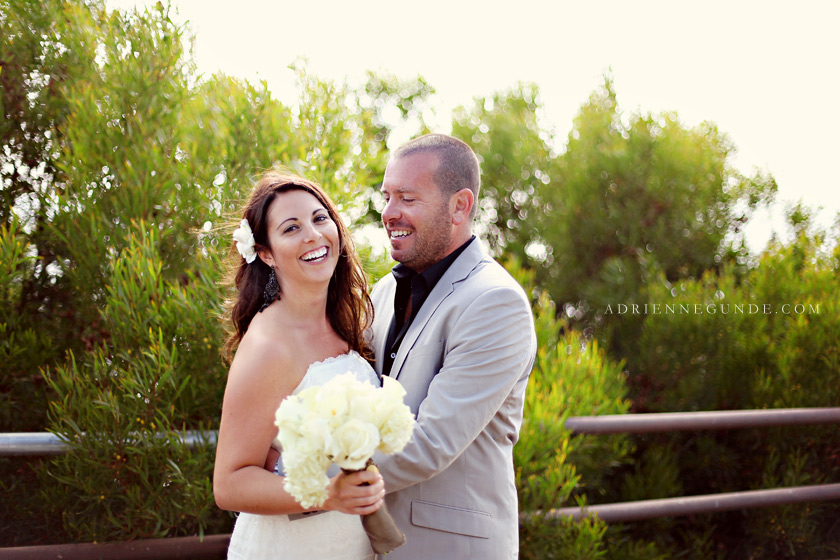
[221, 170, 373, 363]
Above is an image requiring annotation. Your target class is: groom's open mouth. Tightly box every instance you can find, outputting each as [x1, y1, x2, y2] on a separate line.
[389, 229, 412, 241]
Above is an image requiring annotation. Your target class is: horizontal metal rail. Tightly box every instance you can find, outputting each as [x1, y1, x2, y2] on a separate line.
[0, 430, 217, 456]
[2, 406, 837, 548]
[557, 408, 840, 523]
[15, 482, 837, 556]
[564, 407, 840, 434]
[0, 534, 230, 559]
[548, 483, 840, 523]
[5, 408, 837, 455]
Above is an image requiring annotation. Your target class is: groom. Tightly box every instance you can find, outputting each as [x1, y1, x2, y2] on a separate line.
[371, 133, 537, 559]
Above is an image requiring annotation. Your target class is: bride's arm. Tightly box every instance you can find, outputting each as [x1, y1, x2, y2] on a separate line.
[213, 336, 383, 515]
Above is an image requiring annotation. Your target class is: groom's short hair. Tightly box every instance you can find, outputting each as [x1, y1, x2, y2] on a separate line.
[393, 134, 481, 218]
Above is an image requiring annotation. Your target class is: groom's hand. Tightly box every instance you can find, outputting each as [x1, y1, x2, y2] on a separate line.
[324, 470, 385, 515]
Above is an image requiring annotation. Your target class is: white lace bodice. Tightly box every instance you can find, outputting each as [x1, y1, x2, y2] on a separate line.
[292, 350, 378, 394]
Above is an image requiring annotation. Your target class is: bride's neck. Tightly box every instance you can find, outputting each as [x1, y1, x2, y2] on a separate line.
[274, 285, 330, 325]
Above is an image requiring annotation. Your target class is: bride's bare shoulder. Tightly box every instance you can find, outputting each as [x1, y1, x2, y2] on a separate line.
[226, 320, 299, 395]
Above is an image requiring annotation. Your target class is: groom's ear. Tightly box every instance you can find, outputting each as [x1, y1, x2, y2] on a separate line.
[450, 188, 474, 226]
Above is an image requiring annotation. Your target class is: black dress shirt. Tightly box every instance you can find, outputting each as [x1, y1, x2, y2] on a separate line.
[381, 236, 475, 376]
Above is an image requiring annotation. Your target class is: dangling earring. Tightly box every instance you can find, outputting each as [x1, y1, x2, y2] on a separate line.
[260, 267, 280, 312]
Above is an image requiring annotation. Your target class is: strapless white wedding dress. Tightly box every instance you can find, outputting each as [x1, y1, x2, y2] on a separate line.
[227, 351, 378, 560]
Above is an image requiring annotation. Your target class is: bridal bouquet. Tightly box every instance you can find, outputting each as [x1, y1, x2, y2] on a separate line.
[274, 372, 414, 553]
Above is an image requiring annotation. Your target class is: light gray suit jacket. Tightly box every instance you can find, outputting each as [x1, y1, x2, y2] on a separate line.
[371, 240, 536, 559]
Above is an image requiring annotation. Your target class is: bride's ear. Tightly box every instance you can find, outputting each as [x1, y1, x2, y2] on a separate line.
[257, 247, 274, 268]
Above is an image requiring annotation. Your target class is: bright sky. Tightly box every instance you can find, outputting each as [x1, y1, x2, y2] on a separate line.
[109, 0, 840, 253]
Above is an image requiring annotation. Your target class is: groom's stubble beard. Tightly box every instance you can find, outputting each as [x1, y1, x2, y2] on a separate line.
[391, 198, 453, 273]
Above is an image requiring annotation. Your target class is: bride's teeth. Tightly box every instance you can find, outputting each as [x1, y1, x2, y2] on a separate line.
[302, 247, 327, 261]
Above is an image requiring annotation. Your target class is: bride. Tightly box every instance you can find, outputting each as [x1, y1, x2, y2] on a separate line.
[214, 171, 384, 560]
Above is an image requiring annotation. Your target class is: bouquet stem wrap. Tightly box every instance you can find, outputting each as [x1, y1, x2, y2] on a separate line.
[343, 460, 406, 554]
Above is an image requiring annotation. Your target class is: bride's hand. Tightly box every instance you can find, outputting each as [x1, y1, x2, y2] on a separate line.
[323, 470, 385, 515]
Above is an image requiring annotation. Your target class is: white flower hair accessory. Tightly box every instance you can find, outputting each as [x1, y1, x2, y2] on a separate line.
[232, 219, 257, 264]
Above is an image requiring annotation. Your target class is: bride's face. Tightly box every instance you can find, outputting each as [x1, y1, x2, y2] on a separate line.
[258, 189, 340, 289]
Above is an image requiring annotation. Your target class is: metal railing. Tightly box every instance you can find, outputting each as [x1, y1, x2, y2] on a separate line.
[548, 483, 840, 523]
[2, 408, 839, 557]
[564, 407, 840, 434]
[0, 535, 230, 560]
[550, 407, 840, 522]
[0, 430, 217, 457]
[1, 430, 226, 558]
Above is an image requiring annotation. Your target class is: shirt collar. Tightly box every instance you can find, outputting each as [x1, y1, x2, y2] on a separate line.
[391, 236, 475, 289]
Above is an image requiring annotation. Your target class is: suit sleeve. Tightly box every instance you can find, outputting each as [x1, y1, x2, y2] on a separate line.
[376, 282, 536, 492]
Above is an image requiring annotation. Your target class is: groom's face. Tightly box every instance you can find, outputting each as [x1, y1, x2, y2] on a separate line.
[381, 152, 455, 273]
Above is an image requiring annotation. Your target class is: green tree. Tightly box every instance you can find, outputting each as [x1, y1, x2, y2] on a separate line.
[43, 224, 227, 540]
[354, 69, 436, 226]
[618, 210, 840, 558]
[454, 77, 777, 364]
[1, 0, 92, 430]
[0, 0, 424, 544]
[0, 217, 52, 429]
[542, 77, 776, 359]
[508, 261, 647, 559]
[452, 83, 553, 259]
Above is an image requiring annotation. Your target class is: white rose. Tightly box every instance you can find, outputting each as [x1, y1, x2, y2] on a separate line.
[377, 409, 415, 454]
[327, 418, 380, 470]
[300, 416, 333, 453]
[315, 372, 376, 427]
[345, 381, 379, 425]
[381, 375, 407, 400]
[274, 390, 317, 451]
[372, 376, 415, 454]
[347, 391, 378, 425]
[314, 384, 351, 430]
[232, 219, 257, 263]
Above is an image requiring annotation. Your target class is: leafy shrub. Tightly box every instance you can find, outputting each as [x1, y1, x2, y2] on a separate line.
[0, 218, 54, 430]
[620, 218, 840, 557]
[509, 256, 644, 558]
[41, 224, 229, 540]
[1, 0, 429, 545]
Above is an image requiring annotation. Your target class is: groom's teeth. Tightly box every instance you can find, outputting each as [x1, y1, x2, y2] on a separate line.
[390, 230, 411, 239]
[302, 247, 328, 261]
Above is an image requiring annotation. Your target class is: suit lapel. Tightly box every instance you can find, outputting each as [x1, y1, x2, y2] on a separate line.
[372, 277, 397, 377]
[389, 241, 486, 379]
